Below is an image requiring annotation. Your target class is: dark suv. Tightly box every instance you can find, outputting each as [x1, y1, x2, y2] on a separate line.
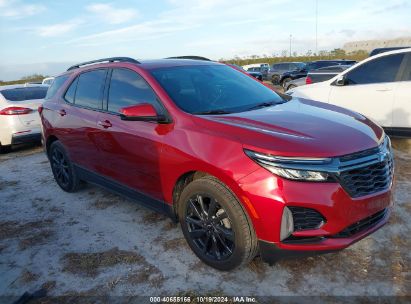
[40, 57, 393, 270]
[270, 60, 357, 87]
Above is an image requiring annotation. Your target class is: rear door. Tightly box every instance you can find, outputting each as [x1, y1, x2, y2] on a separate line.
[328, 53, 406, 127]
[57, 69, 108, 172]
[393, 52, 411, 129]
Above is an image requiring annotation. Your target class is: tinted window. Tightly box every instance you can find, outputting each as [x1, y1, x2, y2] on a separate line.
[346, 54, 404, 85]
[75, 69, 107, 109]
[108, 69, 159, 113]
[45, 75, 69, 99]
[151, 65, 284, 114]
[1, 87, 48, 101]
[64, 77, 78, 103]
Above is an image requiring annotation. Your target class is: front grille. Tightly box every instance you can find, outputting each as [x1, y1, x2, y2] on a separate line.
[338, 157, 393, 198]
[288, 206, 326, 230]
[332, 208, 387, 238]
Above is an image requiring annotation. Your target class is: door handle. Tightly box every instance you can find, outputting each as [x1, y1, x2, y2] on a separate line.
[376, 88, 392, 92]
[58, 109, 66, 116]
[97, 120, 112, 129]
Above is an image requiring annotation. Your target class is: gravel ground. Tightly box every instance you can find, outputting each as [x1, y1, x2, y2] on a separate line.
[0, 139, 410, 301]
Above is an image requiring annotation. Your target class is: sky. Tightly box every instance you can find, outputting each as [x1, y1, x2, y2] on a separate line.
[1, 0, 411, 80]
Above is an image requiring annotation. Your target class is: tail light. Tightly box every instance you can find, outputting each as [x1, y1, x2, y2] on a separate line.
[0, 107, 33, 115]
[305, 76, 313, 85]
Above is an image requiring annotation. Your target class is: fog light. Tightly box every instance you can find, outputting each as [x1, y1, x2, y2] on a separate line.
[280, 207, 294, 241]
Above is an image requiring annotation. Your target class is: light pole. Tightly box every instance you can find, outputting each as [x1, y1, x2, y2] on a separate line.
[315, 0, 318, 55]
[289, 34, 292, 57]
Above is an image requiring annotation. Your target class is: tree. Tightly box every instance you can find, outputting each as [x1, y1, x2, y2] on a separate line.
[330, 48, 346, 57]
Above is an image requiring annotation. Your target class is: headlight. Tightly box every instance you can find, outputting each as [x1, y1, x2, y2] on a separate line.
[266, 167, 329, 181]
[244, 149, 333, 182]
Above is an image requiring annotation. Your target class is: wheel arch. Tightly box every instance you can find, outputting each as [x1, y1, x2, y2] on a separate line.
[45, 135, 59, 157]
[170, 169, 259, 230]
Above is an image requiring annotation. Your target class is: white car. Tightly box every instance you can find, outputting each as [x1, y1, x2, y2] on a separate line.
[288, 48, 411, 137]
[0, 84, 48, 152]
[242, 63, 270, 70]
[42, 77, 54, 86]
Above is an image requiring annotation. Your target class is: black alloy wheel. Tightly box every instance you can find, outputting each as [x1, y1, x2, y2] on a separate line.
[178, 176, 257, 270]
[185, 194, 235, 261]
[51, 147, 70, 188]
[49, 141, 82, 192]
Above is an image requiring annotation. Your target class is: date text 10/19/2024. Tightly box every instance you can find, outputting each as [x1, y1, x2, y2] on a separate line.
[150, 296, 257, 303]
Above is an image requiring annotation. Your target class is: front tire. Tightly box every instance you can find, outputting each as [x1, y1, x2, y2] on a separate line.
[178, 176, 257, 270]
[281, 77, 292, 88]
[49, 141, 82, 192]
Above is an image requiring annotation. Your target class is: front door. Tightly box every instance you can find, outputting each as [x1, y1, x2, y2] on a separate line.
[95, 68, 170, 201]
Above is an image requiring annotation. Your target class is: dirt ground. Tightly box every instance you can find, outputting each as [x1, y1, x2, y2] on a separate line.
[0, 139, 410, 301]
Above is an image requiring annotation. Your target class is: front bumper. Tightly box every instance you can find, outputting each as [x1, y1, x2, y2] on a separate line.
[258, 207, 391, 264]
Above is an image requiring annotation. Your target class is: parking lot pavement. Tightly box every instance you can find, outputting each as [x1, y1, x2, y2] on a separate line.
[0, 140, 410, 298]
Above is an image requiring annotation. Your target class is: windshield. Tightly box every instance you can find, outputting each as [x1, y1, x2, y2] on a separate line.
[0, 87, 48, 101]
[150, 65, 283, 114]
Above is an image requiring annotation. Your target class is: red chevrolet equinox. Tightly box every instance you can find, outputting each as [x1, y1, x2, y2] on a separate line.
[40, 57, 394, 270]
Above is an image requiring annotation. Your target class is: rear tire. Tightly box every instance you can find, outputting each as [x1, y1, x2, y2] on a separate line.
[271, 75, 280, 85]
[178, 176, 257, 270]
[0, 144, 12, 154]
[49, 141, 82, 192]
[286, 84, 297, 91]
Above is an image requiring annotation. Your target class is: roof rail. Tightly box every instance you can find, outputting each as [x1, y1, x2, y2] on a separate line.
[165, 56, 211, 61]
[67, 57, 140, 71]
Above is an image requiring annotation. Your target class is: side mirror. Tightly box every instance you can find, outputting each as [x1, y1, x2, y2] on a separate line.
[335, 75, 347, 86]
[119, 103, 167, 122]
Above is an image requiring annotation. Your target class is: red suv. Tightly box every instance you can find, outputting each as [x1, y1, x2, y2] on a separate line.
[40, 57, 394, 270]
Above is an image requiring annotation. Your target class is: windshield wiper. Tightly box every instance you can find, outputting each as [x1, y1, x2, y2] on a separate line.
[246, 101, 282, 111]
[193, 109, 232, 115]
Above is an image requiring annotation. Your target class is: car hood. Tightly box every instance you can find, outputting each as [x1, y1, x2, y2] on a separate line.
[195, 98, 384, 158]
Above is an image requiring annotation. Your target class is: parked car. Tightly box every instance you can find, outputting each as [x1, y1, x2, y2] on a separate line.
[227, 64, 263, 81]
[288, 48, 411, 136]
[284, 77, 307, 91]
[242, 63, 269, 71]
[267, 62, 306, 85]
[369, 47, 411, 57]
[0, 84, 48, 152]
[284, 65, 353, 91]
[304, 60, 357, 71]
[41, 57, 393, 270]
[246, 67, 266, 80]
[42, 77, 55, 86]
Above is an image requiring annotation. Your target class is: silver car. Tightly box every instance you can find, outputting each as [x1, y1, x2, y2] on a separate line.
[0, 84, 48, 152]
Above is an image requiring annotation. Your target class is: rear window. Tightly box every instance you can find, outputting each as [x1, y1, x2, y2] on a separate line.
[1, 87, 48, 101]
[45, 75, 69, 99]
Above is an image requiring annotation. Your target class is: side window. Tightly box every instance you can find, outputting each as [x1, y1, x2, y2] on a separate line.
[280, 63, 290, 70]
[346, 54, 404, 85]
[108, 68, 159, 113]
[75, 69, 107, 109]
[45, 75, 69, 99]
[64, 77, 78, 103]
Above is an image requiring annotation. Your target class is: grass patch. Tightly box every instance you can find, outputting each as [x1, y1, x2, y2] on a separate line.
[19, 230, 54, 250]
[62, 247, 144, 277]
[0, 179, 19, 191]
[0, 219, 53, 240]
[20, 270, 39, 283]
